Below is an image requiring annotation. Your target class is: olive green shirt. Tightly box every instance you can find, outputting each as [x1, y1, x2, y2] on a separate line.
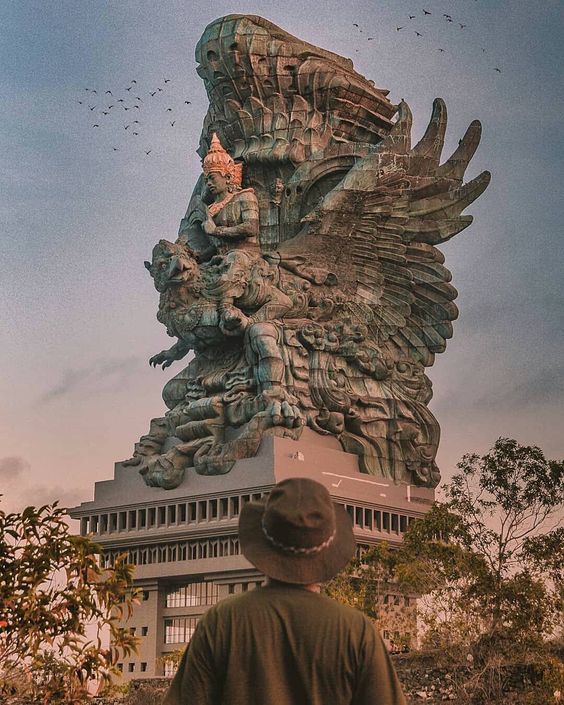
[163, 584, 407, 705]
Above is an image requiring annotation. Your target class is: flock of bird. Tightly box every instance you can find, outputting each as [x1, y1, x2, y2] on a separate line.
[76, 78, 193, 155]
[352, 7, 502, 73]
[78, 10, 502, 156]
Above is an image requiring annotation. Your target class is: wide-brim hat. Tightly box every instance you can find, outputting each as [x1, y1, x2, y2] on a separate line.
[239, 477, 356, 584]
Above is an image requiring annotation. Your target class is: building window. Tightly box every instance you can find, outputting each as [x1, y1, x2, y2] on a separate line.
[142, 590, 150, 601]
[166, 582, 219, 608]
[130, 627, 136, 635]
[374, 511, 381, 530]
[230, 496, 239, 516]
[141, 626, 149, 636]
[117, 663, 123, 672]
[128, 663, 135, 672]
[198, 501, 207, 520]
[140, 662, 147, 672]
[164, 617, 199, 644]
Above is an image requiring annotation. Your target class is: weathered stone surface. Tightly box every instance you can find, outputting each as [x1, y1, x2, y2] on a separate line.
[125, 15, 489, 490]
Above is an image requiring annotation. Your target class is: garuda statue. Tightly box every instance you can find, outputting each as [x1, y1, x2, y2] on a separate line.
[124, 15, 490, 490]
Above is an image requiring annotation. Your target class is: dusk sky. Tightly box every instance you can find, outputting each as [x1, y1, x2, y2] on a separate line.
[1, 0, 563, 512]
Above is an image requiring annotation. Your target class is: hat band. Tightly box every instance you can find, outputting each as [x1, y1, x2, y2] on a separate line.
[261, 517, 336, 555]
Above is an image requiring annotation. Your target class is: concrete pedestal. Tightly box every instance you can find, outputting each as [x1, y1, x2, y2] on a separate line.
[70, 429, 433, 679]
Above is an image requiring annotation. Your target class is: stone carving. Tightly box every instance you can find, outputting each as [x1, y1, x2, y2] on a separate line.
[124, 15, 490, 490]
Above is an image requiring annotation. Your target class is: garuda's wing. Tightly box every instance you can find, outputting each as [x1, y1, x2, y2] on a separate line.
[278, 99, 490, 366]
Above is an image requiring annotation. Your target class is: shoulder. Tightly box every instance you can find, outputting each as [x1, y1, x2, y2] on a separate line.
[232, 188, 258, 206]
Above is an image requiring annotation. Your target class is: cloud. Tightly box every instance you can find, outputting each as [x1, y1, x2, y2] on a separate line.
[39, 356, 141, 403]
[0, 456, 30, 481]
[20, 484, 87, 511]
[486, 363, 564, 409]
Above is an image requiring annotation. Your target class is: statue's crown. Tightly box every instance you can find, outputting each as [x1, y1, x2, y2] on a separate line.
[202, 133, 243, 186]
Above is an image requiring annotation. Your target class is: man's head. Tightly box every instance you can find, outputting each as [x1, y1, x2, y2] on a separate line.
[239, 477, 356, 584]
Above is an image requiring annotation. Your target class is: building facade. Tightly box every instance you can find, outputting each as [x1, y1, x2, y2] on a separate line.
[70, 430, 433, 680]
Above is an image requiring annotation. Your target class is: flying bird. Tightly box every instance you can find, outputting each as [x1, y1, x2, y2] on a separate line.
[107, 105, 114, 109]
[102, 111, 109, 115]
[117, 99, 125, 103]
[132, 120, 140, 124]
[124, 106, 130, 111]
[164, 78, 171, 83]
[77, 100, 83, 105]
[150, 92, 157, 96]
[130, 79, 137, 84]
[89, 105, 96, 110]
[166, 108, 173, 112]
[132, 132, 139, 135]
[92, 124, 100, 128]
[113, 147, 119, 151]
[409, 15, 416, 19]
[124, 124, 130, 129]
[367, 37, 374, 40]
[145, 150, 152, 155]
[415, 31, 423, 36]
[353, 23, 359, 27]
[494, 67, 502, 73]
[443, 14, 451, 18]
[396, 26, 404, 31]
[157, 87, 163, 92]
[135, 96, 143, 102]
[438, 48, 445, 52]
[423, 9, 431, 15]
[105, 90, 113, 95]
[184, 100, 191, 104]
[170, 121, 176, 127]
[133, 105, 140, 109]
[459, 24, 466, 29]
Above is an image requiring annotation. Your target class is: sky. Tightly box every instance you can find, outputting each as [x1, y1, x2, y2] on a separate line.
[1, 0, 563, 512]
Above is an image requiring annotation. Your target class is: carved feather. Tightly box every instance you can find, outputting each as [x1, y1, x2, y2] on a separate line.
[280, 98, 490, 366]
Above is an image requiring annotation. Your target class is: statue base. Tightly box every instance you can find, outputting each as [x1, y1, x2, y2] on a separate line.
[69, 429, 433, 680]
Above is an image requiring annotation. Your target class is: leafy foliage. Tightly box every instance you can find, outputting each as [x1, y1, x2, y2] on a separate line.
[0, 502, 139, 704]
[330, 438, 563, 657]
[328, 438, 564, 702]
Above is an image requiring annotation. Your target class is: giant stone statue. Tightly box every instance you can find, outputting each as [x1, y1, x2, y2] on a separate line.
[124, 14, 490, 490]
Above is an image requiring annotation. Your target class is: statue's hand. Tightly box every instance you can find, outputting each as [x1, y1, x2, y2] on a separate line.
[202, 217, 217, 235]
[149, 350, 175, 369]
[219, 305, 250, 336]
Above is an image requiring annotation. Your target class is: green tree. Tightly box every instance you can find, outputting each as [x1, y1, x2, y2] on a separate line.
[0, 501, 139, 704]
[330, 438, 563, 654]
